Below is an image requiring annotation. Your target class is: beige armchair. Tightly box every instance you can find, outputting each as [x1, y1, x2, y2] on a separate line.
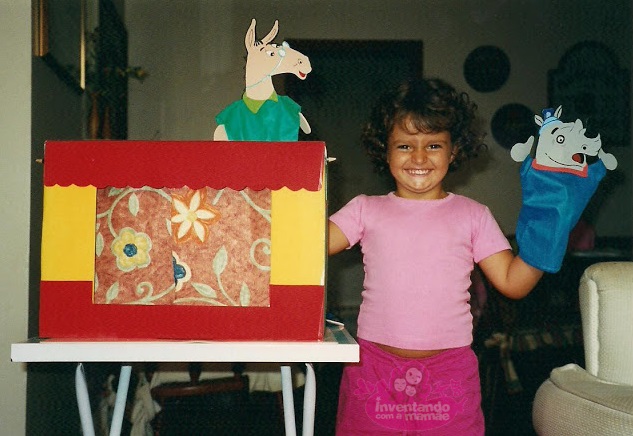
[532, 261, 633, 435]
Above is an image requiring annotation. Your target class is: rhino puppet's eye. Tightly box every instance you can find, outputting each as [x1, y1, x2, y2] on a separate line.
[556, 135, 565, 144]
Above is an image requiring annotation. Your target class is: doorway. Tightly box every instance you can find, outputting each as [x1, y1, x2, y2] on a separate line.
[278, 39, 423, 316]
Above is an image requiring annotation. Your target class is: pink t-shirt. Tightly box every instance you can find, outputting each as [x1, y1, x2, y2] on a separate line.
[330, 192, 510, 350]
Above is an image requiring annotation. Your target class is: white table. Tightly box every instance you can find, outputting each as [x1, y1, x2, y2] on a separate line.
[12, 323, 358, 436]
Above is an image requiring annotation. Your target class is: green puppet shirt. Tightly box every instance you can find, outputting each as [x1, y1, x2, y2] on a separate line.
[216, 92, 301, 141]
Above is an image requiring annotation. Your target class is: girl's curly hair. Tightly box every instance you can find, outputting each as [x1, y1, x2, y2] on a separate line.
[361, 78, 486, 175]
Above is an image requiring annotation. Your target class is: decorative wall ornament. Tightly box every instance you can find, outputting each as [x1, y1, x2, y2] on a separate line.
[491, 103, 536, 150]
[463, 45, 510, 93]
[548, 41, 630, 147]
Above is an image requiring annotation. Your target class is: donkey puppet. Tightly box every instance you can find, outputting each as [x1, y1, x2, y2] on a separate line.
[214, 19, 312, 141]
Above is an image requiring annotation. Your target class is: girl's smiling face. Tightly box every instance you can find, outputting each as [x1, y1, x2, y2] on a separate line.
[387, 117, 456, 200]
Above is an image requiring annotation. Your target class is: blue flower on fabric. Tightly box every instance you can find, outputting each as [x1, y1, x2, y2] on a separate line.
[111, 227, 152, 272]
[172, 251, 192, 292]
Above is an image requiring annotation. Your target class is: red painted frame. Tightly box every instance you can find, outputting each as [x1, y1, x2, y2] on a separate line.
[39, 141, 326, 341]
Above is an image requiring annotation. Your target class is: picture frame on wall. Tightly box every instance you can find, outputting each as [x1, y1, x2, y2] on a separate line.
[33, 0, 86, 93]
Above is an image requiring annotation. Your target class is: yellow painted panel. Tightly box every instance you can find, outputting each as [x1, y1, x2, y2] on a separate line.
[40, 183, 326, 285]
[41, 185, 96, 281]
[270, 187, 325, 285]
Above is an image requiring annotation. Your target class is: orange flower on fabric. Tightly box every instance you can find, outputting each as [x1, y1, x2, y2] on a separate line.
[170, 189, 220, 243]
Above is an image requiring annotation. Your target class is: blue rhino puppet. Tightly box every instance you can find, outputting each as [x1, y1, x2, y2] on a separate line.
[511, 106, 617, 273]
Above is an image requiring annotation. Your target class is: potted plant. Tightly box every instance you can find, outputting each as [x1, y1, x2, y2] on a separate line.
[85, 29, 148, 139]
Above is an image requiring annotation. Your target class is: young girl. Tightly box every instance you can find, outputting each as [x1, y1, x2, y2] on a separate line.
[329, 78, 543, 435]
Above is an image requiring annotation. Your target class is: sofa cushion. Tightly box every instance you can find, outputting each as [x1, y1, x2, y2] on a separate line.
[550, 364, 633, 415]
[580, 262, 633, 385]
[533, 365, 633, 435]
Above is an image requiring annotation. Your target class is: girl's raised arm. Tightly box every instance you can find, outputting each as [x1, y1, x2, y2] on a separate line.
[328, 221, 351, 256]
[478, 250, 543, 299]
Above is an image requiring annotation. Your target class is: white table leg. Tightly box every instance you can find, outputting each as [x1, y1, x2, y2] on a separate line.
[281, 365, 297, 436]
[75, 363, 96, 436]
[109, 365, 132, 436]
[302, 363, 316, 436]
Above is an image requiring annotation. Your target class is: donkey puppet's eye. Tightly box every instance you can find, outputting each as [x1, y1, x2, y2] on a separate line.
[556, 135, 565, 144]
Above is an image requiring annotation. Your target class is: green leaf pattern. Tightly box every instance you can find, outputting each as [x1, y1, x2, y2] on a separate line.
[213, 246, 228, 276]
[240, 282, 251, 307]
[95, 232, 104, 256]
[128, 193, 140, 216]
[106, 282, 120, 303]
[192, 283, 217, 298]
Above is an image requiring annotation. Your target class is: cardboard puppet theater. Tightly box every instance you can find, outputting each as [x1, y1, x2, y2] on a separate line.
[39, 20, 327, 341]
[511, 106, 617, 273]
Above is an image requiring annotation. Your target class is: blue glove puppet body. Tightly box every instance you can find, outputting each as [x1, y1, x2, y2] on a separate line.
[511, 107, 617, 273]
[516, 156, 605, 272]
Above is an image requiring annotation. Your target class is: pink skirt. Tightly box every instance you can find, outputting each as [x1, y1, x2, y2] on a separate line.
[336, 339, 484, 435]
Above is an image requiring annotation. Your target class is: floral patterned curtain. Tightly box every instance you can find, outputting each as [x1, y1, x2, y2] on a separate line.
[94, 187, 271, 307]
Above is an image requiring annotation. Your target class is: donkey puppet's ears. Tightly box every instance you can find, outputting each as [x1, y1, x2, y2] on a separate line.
[260, 20, 279, 45]
[245, 19, 279, 49]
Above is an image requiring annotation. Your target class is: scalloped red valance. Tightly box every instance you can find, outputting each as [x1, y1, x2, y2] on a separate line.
[43, 140, 326, 191]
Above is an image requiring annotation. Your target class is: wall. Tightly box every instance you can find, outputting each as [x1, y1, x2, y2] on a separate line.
[125, 0, 631, 308]
[0, 1, 624, 433]
[126, 0, 631, 234]
[4, 2, 125, 433]
[26, 59, 84, 434]
[0, 2, 30, 434]
[0, 2, 84, 433]
[27, 2, 85, 434]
